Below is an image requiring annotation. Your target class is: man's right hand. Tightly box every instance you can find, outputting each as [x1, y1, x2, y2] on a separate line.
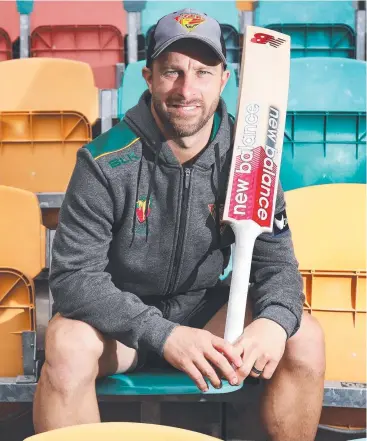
[162, 326, 243, 392]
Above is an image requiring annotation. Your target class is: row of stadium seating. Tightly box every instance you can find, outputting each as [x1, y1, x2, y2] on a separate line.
[0, 4, 366, 433]
[0, 1, 365, 89]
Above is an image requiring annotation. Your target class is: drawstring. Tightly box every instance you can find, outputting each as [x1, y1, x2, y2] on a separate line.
[145, 143, 163, 241]
[214, 143, 222, 248]
[130, 154, 144, 247]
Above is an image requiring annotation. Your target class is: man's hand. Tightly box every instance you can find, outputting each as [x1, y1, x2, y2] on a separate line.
[233, 318, 287, 382]
[163, 326, 243, 392]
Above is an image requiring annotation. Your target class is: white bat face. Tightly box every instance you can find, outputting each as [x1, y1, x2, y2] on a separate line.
[223, 26, 290, 233]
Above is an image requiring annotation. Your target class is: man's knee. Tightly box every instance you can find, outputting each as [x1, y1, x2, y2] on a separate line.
[43, 313, 105, 391]
[283, 313, 326, 378]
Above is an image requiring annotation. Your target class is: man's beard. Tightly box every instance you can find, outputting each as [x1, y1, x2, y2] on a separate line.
[152, 94, 220, 139]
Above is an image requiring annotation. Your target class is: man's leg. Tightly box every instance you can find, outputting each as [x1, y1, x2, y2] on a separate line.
[33, 313, 138, 433]
[204, 306, 325, 441]
[260, 312, 325, 441]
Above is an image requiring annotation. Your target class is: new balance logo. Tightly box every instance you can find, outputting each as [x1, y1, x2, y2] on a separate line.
[251, 32, 286, 49]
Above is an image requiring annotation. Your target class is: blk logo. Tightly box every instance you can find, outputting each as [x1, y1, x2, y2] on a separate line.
[251, 32, 286, 48]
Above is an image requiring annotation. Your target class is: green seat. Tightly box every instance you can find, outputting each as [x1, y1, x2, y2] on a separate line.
[255, 0, 356, 59]
[140, 1, 239, 35]
[118, 60, 238, 119]
[282, 58, 366, 191]
[96, 369, 242, 396]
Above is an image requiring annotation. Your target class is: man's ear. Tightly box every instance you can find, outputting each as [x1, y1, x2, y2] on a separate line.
[142, 66, 153, 93]
[220, 68, 231, 94]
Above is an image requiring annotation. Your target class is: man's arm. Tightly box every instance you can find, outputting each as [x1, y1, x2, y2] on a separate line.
[249, 183, 304, 338]
[49, 147, 178, 355]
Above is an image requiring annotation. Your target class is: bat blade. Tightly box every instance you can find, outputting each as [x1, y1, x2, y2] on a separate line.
[223, 26, 290, 343]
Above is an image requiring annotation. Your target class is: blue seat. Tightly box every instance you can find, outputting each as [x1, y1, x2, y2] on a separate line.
[118, 60, 238, 119]
[255, 0, 356, 59]
[282, 57, 366, 191]
[141, 1, 240, 63]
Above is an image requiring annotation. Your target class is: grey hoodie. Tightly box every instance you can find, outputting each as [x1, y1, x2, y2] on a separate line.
[50, 91, 304, 356]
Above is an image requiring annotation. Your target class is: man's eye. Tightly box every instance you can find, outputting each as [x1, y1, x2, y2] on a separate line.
[164, 70, 179, 77]
[198, 70, 211, 76]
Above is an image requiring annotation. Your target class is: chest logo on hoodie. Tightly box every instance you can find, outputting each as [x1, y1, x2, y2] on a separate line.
[136, 197, 151, 223]
[208, 204, 227, 234]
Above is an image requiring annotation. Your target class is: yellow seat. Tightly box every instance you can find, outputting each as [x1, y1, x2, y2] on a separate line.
[24, 422, 220, 440]
[0, 58, 98, 125]
[236, 0, 256, 11]
[0, 185, 46, 278]
[0, 111, 91, 193]
[0, 185, 44, 376]
[286, 183, 366, 382]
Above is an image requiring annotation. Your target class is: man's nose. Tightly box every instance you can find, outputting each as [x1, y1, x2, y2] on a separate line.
[175, 73, 197, 101]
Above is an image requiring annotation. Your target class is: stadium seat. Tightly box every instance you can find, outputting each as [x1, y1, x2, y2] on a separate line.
[141, 1, 240, 63]
[0, 1, 19, 42]
[0, 58, 97, 193]
[118, 60, 238, 119]
[0, 58, 98, 123]
[30, 1, 127, 36]
[286, 183, 366, 382]
[24, 422, 220, 440]
[31, 25, 124, 89]
[255, 0, 356, 58]
[0, 185, 45, 376]
[0, 28, 12, 61]
[282, 57, 366, 191]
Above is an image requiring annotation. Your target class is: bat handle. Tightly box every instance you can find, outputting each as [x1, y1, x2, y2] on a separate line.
[224, 221, 262, 344]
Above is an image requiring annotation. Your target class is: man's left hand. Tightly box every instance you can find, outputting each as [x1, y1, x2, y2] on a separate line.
[232, 318, 287, 382]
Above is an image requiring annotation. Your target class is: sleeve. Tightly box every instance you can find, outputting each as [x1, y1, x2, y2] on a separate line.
[248, 183, 305, 339]
[49, 147, 178, 355]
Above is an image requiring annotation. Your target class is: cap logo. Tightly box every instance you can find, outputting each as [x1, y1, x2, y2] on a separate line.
[175, 13, 205, 32]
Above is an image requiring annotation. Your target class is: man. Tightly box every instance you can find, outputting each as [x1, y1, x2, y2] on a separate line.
[33, 9, 325, 441]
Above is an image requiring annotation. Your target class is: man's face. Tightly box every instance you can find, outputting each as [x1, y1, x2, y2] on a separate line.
[143, 40, 230, 138]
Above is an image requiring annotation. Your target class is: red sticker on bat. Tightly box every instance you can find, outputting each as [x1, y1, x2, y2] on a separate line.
[251, 32, 286, 48]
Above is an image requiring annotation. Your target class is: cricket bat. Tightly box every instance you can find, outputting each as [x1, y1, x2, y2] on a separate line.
[223, 26, 291, 343]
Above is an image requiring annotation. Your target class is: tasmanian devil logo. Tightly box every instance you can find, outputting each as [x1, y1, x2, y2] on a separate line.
[208, 204, 226, 234]
[175, 13, 205, 32]
[136, 197, 151, 223]
[251, 32, 286, 48]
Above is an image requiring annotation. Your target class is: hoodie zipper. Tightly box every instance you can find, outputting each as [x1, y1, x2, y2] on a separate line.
[166, 167, 192, 294]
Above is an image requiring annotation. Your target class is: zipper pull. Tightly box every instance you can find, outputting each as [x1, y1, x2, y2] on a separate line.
[184, 168, 191, 189]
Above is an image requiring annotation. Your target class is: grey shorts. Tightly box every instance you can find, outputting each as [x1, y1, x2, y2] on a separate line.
[136, 281, 231, 370]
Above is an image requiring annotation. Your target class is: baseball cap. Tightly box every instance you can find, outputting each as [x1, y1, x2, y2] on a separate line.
[146, 9, 227, 68]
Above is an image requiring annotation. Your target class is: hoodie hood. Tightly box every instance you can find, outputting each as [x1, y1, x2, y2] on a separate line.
[124, 90, 234, 170]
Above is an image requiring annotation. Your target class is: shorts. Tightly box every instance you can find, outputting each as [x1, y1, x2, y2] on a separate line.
[136, 281, 231, 371]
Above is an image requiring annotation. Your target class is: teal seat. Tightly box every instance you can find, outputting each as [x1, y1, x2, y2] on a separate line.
[282, 57, 366, 191]
[117, 61, 238, 119]
[141, 1, 239, 35]
[255, 0, 355, 29]
[96, 369, 242, 396]
[254, 0, 356, 59]
[140, 1, 240, 63]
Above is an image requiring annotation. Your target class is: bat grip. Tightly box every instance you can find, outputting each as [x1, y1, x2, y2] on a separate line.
[224, 222, 262, 344]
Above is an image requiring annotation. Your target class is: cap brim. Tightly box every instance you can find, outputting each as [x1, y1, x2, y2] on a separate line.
[151, 34, 227, 66]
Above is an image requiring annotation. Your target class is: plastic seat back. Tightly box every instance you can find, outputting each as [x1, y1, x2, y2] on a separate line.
[31, 25, 124, 89]
[141, 1, 239, 35]
[0, 58, 99, 125]
[0, 269, 35, 377]
[281, 58, 366, 191]
[118, 60, 238, 118]
[0, 185, 46, 279]
[31, 1, 127, 36]
[0, 28, 12, 61]
[286, 183, 366, 382]
[0, 111, 91, 193]
[24, 422, 220, 440]
[0, 1, 19, 41]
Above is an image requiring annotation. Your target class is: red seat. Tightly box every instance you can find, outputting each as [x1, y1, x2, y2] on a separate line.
[31, 25, 124, 89]
[0, 28, 12, 61]
[0, 1, 19, 42]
